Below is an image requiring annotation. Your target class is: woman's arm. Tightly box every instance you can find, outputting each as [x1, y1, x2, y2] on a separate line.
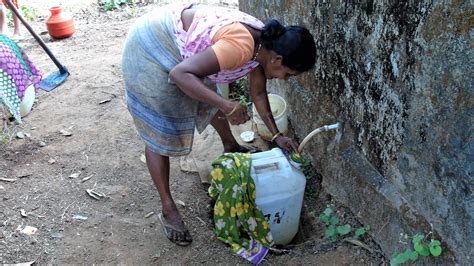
[169, 48, 229, 112]
[249, 65, 280, 137]
[169, 47, 248, 125]
[249, 66, 298, 151]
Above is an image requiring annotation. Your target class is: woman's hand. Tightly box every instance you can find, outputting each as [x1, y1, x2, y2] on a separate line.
[224, 101, 250, 125]
[274, 135, 299, 152]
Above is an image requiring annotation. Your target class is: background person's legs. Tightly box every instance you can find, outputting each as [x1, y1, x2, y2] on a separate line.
[11, 0, 20, 38]
[0, 4, 8, 34]
[12, 13, 20, 38]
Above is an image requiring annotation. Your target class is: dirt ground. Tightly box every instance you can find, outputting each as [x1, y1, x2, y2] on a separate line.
[0, 1, 386, 264]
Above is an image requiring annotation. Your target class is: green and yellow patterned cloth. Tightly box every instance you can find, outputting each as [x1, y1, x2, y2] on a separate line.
[209, 152, 273, 264]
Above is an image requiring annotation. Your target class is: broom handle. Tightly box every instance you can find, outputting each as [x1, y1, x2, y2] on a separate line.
[4, 0, 67, 74]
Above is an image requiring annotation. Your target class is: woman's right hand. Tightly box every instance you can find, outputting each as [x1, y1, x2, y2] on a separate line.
[224, 101, 250, 125]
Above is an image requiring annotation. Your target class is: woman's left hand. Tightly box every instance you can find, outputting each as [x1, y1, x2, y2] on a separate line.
[274, 135, 299, 152]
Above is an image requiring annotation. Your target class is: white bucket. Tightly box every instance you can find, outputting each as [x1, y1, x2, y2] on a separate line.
[216, 83, 229, 99]
[250, 148, 306, 245]
[252, 94, 288, 141]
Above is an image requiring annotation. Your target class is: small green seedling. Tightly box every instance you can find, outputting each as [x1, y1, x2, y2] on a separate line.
[354, 225, 370, 239]
[390, 233, 443, 265]
[319, 206, 368, 242]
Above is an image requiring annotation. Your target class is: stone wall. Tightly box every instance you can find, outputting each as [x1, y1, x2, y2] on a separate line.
[239, 0, 472, 263]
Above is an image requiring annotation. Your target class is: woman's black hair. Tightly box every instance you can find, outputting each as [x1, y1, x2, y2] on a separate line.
[261, 19, 316, 72]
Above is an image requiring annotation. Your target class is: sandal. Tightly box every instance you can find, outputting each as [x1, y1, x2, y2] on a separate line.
[158, 212, 192, 246]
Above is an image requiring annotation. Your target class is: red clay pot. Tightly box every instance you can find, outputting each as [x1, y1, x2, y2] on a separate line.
[46, 6, 75, 39]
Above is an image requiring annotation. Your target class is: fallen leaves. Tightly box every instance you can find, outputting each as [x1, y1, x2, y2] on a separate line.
[18, 225, 38, 236]
[99, 98, 112, 104]
[175, 199, 186, 207]
[0, 178, 18, 183]
[9, 260, 36, 266]
[81, 175, 94, 182]
[59, 129, 72, 137]
[86, 189, 106, 200]
[144, 211, 155, 218]
[16, 132, 25, 139]
[68, 172, 81, 179]
[72, 214, 88, 220]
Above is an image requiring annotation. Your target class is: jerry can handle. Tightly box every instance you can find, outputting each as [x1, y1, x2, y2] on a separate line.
[253, 162, 280, 174]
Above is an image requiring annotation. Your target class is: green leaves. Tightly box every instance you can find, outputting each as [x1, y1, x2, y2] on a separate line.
[330, 216, 339, 225]
[319, 205, 367, 242]
[319, 207, 333, 225]
[319, 213, 329, 224]
[323, 207, 333, 217]
[391, 249, 419, 265]
[429, 239, 442, 256]
[391, 233, 443, 265]
[100, 0, 130, 11]
[325, 225, 337, 241]
[354, 225, 370, 238]
[336, 224, 352, 235]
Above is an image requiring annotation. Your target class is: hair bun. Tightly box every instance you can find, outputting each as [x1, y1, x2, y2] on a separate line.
[261, 19, 286, 41]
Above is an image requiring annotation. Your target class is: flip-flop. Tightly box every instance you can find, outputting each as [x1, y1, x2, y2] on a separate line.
[158, 212, 192, 246]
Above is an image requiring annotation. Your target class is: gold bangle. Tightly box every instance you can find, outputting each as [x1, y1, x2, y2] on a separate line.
[271, 132, 281, 142]
[225, 104, 239, 117]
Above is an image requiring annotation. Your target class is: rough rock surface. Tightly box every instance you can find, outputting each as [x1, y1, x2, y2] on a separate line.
[239, 0, 472, 263]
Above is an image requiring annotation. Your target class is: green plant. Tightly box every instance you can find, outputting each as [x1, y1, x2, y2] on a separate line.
[6, 5, 36, 22]
[354, 225, 371, 239]
[235, 77, 248, 95]
[390, 233, 442, 265]
[319, 206, 369, 242]
[100, 0, 130, 11]
[0, 133, 8, 144]
[239, 95, 250, 107]
[20, 5, 35, 21]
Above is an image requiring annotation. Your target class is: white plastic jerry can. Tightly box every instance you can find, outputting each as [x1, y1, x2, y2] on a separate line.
[250, 148, 306, 245]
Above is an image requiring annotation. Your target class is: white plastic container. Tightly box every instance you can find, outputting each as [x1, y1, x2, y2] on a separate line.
[216, 83, 229, 99]
[20, 84, 35, 117]
[250, 148, 306, 245]
[3, 84, 35, 119]
[252, 94, 288, 140]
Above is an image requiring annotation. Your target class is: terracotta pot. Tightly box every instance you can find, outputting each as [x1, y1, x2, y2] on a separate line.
[46, 6, 75, 39]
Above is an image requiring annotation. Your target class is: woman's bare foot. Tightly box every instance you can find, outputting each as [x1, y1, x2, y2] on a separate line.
[11, 33, 23, 41]
[159, 204, 192, 246]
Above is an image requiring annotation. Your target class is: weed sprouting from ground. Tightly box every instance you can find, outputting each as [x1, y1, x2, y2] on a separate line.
[390, 232, 442, 265]
[100, 0, 132, 11]
[319, 205, 370, 242]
